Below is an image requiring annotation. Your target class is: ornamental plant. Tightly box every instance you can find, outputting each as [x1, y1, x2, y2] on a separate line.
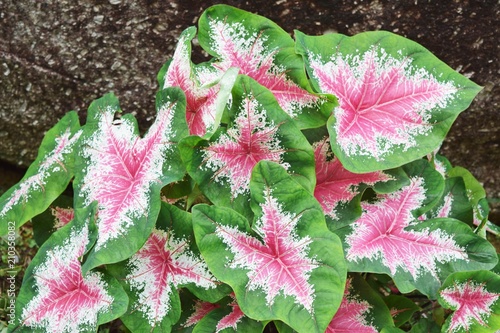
[2, 4, 499, 333]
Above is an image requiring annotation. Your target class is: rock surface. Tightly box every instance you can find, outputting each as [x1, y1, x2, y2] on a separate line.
[1, 0, 498, 220]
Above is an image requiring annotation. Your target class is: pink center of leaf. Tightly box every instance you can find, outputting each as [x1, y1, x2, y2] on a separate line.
[126, 229, 217, 325]
[216, 195, 317, 312]
[346, 177, 466, 279]
[204, 96, 287, 197]
[309, 47, 457, 159]
[327, 279, 377, 333]
[81, 102, 176, 249]
[208, 20, 318, 118]
[440, 280, 499, 332]
[21, 227, 112, 333]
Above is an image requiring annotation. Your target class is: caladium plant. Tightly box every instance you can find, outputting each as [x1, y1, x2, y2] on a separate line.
[1, 4, 498, 333]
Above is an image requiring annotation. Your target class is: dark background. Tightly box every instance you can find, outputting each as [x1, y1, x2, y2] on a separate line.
[0, 0, 498, 222]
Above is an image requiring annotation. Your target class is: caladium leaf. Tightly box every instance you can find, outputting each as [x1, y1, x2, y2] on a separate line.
[198, 4, 334, 129]
[180, 75, 315, 221]
[159, 26, 238, 138]
[0, 111, 81, 235]
[326, 274, 393, 333]
[296, 30, 482, 173]
[438, 270, 500, 333]
[12, 205, 128, 333]
[178, 292, 266, 333]
[108, 202, 224, 332]
[193, 161, 346, 333]
[73, 89, 188, 272]
[313, 136, 390, 224]
[335, 160, 498, 297]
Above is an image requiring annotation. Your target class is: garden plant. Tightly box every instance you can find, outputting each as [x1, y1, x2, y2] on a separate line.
[1, 4, 499, 333]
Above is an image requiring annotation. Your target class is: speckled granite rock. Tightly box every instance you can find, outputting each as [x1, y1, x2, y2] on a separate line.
[1, 0, 498, 219]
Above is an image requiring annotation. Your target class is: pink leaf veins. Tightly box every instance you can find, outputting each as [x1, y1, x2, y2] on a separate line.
[126, 228, 217, 325]
[326, 278, 377, 333]
[183, 300, 220, 328]
[80, 101, 177, 249]
[308, 47, 457, 160]
[163, 31, 224, 137]
[216, 194, 318, 312]
[346, 177, 466, 279]
[21, 226, 113, 333]
[0, 128, 81, 218]
[440, 280, 499, 332]
[204, 93, 288, 197]
[51, 206, 74, 229]
[216, 293, 245, 333]
[207, 20, 319, 118]
[313, 137, 390, 219]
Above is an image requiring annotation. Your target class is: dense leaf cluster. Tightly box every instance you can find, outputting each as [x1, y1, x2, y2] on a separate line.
[1, 5, 498, 333]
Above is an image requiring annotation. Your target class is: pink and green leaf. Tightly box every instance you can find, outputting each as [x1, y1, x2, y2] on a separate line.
[326, 274, 393, 333]
[312, 136, 390, 224]
[12, 205, 128, 333]
[438, 270, 500, 333]
[193, 161, 346, 333]
[0, 111, 81, 235]
[420, 177, 473, 225]
[180, 75, 315, 221]
[110, 202, 227, 332]
[177, 291, 267, 333]
[73, 89, 188, 272]
[335, 160, 498, 297]
[296, 30, 482, 173]
[159, 26, 238, 139]
[198, 4, 334, 129]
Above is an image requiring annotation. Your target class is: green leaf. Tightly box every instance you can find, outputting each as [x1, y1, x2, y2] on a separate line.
[383, 295, 420, 327]
[0, 111, 81, 235]
[448, 166, 490, 231]
[296, 30, 482, 173]
[31, 194, 74, 246]
[192, 161, 346, 333]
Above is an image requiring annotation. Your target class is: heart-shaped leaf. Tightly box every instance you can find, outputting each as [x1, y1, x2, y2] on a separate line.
[438, 270, 500, 333]
[111, 202, 224, 332]
[335, 160, 498, 297]
[0, 111, 80, 235]
[73, 88, 188, 272]
[159, 26, 238, 139]
[180, 75, 315, 221]
[193, 161, 346, 333]
[296, 30, 482, 172]
[12, 205, 128, 333]
[198, 4, 334, 129]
